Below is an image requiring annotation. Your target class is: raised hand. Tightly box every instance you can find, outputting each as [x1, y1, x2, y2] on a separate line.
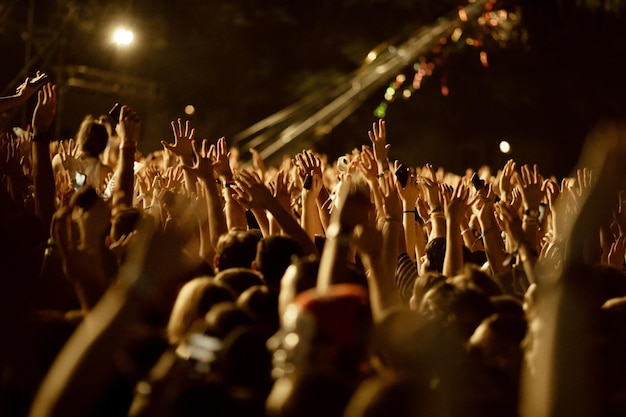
[117, 105, 141, 146]
[295, 149, 323, 180]
[212, 137, 233, 181]
[607, 234, 626, 269]
[181, 139, 217, 182]
[272, 170, 292, 212]
[444, 181, 470, 223]
[516, 164, 545, 211]
[417, 174, 441, 211]
[396, 162, 419, 209]
[367, 119, 390, 170]
[495, 200, 524, 245]
[357, 146, 378, 182]
[58, 139, 82, 177]
[249, 147, 266, 180]
[161, 119, 195, 164]
[32, 83, 57, 133]
[499, 159, 517, 201]
[233, 169, 274, 209]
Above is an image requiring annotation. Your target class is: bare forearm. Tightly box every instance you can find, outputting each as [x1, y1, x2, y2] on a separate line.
[32, 134, 56, 228]
[266, 199, 317, 255]
[302, 195, 324, 240]
[443, 219, 464, 277]
[115, 146, 136, 208]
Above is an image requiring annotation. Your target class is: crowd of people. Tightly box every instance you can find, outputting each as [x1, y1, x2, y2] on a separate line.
[1, 73, 626, 417]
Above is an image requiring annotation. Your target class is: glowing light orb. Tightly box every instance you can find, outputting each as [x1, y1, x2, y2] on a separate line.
[113, 29, 134, 45]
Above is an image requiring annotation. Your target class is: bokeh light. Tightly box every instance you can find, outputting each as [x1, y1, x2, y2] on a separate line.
[113, 28, 134, 45]
[499, 140, 511, 154]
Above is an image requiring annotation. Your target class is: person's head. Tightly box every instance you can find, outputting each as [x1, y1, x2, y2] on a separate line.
[420, 281, 494, 340]
[214, 268, 265, 299]
[237, 285, 280, 333]
[76, 115, 109, 157]
[204, 301, 255, 340]
[420, 237, 446, 275]
[214, 229, 262, 272]
[254, 235, 303, 291]
[167, 277, 235, 345]
[410, 271, 446, 311]
[269, 284, 372, 379]
[278, 255, 319, 317]
[447, 264, 503, 298]
[469, 313, 527, 383]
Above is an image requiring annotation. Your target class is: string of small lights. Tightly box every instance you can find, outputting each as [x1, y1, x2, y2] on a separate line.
[374, 0, 524, 119]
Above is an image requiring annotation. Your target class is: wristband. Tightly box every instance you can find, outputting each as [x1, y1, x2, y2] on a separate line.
[429, 206, 443, 215]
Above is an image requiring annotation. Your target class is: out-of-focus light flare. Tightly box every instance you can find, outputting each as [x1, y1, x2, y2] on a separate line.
[441, 86, 449, 96]
[113, 28, 134, 45]
[402, 89, 412, 99]
[452, 28, 463, 42]
[396, 74, 406, 83]
[184, 105, 195, 116]
[499, 140, 511, 154]
[374, 102, 387, 118]
[480, 51, 489, 67]
[458, 8, 468, 22]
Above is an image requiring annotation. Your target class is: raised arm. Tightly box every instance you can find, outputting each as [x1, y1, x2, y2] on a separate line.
[442, 181, 470, 277]
[214, 137, 246, 230]
[181, 139, 228, 251]
[296, 150, 325, 239]
[234, 169, 317, 255]
[113, 105, 140, 208]
[31, 83, 58, 230]
[161, 118, 196, 195]
[353, 172, 403, 319]
[0, 73, 43, 113]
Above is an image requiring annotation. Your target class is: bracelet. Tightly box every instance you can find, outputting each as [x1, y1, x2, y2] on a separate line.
[385, 216, 402, 223]
[429, 206, 443, 215]
[430, 212, 445, 219]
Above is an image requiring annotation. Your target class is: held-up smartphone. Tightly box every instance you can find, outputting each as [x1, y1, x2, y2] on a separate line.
[28, 73, 48, 87]
[471, 172, 485, 191]
[109, 102, 122, 122]
[303, 173, 313, 190]
[538, 203, 547, 223]
[395, 163, 410, 188]
[73, 172, 87, 191]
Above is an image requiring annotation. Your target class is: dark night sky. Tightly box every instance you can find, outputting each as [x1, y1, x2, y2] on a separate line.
[1, 0, 625, 178]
